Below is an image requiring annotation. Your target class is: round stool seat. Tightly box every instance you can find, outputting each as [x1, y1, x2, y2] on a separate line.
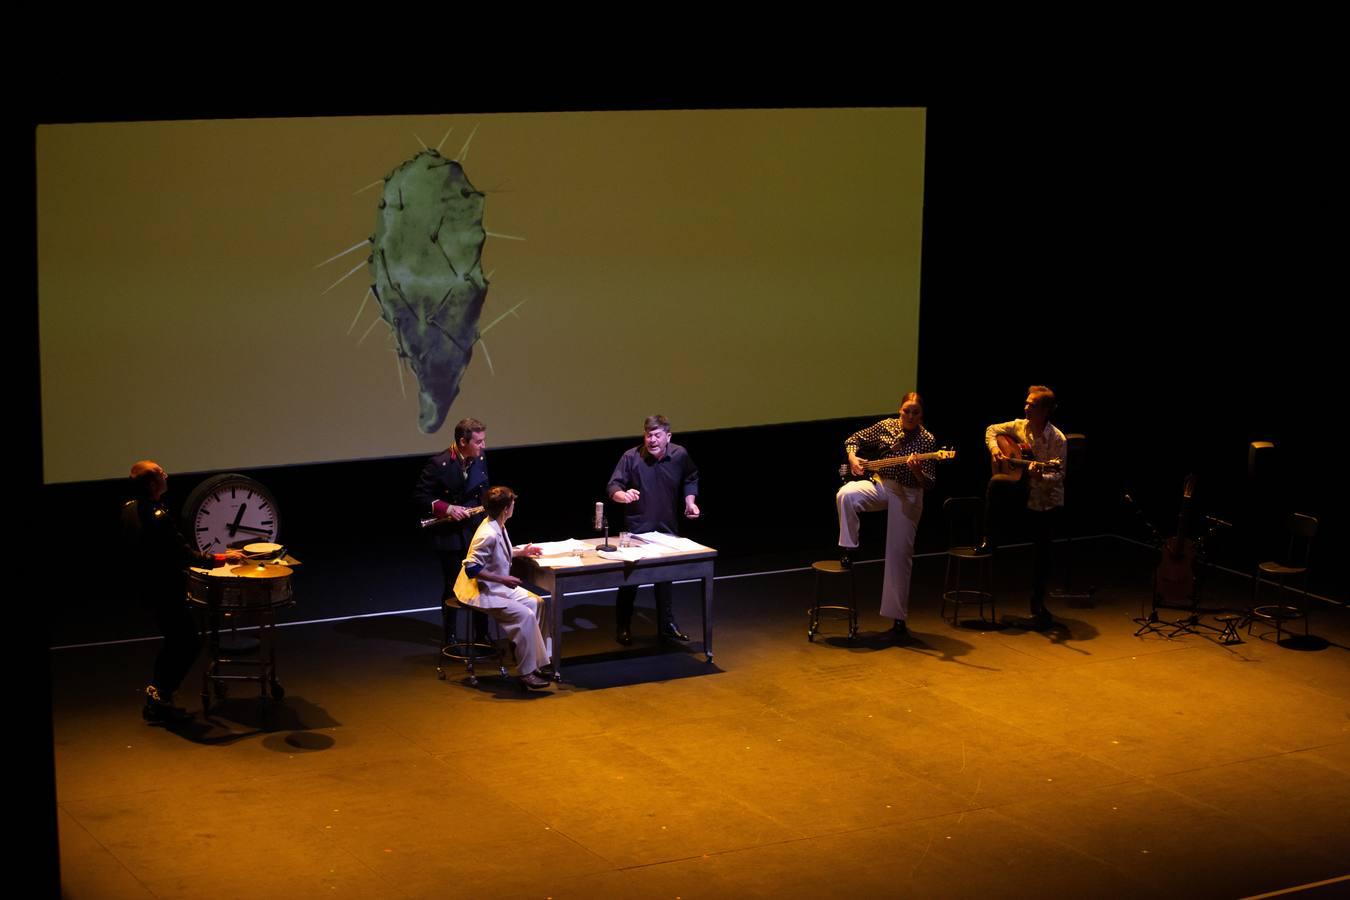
[808, 560, 857, 642]
[439, 599, 509, 686]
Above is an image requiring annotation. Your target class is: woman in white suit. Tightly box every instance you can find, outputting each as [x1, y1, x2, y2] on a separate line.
[453, 486, 552, 689]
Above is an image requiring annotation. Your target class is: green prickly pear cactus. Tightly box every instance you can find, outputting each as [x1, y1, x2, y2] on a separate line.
[369, 149, 488, 433]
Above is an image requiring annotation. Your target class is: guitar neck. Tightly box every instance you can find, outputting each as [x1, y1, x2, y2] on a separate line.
[862, 451, 946, 471]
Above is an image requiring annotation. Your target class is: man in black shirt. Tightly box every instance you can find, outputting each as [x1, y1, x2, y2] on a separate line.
[606, 414, 700, 645]
[121, 460, 240, 721]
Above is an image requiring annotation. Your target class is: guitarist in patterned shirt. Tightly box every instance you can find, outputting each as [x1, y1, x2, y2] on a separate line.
[835, 392, 937, 640]
[980, 386, 1068, 630]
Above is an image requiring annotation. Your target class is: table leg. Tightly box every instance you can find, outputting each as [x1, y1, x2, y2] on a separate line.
[550, 583, 564, 681]
[702, 573, 714, 663]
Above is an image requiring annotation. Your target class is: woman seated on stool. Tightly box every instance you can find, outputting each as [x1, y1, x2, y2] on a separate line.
[454, 486, 552, 689]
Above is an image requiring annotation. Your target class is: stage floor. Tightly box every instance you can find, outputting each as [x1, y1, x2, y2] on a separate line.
[52, 538, 1350, 898]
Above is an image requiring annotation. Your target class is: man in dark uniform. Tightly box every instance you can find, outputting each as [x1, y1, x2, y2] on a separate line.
[121, 460, 239, 721]
[415, 418, 491, 644]
[606, 414, 701, 646]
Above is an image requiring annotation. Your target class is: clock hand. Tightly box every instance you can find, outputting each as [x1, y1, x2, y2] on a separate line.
[230, 524, 274, 536]
[228, 503, 248, 537]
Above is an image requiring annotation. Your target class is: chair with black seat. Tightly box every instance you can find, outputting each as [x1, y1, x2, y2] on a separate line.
[808, 560, 857, 642]
[941, 496, 994, 625]
[1247, 513, 1318, 643]
[438, 596, 509, 686]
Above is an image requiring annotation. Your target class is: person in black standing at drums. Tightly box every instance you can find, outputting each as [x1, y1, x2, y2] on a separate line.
[415, 418, 492, 646]
[606, 414, 701, 646]
[121, 460, 240, 722]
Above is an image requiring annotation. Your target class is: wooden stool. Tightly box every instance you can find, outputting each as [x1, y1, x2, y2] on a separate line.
[808, 560, 857, 642]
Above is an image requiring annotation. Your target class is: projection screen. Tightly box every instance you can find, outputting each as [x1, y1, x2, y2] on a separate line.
[37, 108, 926, 483]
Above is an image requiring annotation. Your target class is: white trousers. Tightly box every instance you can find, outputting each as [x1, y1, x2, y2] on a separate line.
[836, 478, 924, 621]
[480, 588, 551, 675]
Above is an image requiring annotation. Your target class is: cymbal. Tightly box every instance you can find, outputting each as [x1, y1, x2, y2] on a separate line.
[227, 563, 293, 579]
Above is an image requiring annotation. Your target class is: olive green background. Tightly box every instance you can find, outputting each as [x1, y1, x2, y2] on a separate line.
[37, 108, 925, 483]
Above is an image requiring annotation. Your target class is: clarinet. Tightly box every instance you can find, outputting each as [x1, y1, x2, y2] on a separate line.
[420, 505, 486, 528]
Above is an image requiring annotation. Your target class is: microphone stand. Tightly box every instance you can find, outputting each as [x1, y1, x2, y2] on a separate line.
[596, 515, 616, 552]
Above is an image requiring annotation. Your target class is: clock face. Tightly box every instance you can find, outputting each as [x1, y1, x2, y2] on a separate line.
[185, 476, 280, 553]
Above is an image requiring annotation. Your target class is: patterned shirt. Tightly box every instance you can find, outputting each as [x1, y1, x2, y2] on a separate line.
[843, 420, 937, 488]
[984, 418, 1067, 511]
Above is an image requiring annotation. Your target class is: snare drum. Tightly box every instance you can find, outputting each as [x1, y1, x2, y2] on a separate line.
[187, 563, 294, 611]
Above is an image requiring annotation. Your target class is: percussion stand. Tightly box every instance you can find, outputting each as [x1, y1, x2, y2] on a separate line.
[1125, 491, 1174, 637]
[1144, 520, 1231, 639]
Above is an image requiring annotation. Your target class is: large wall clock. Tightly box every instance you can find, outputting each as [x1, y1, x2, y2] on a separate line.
[182, 474, 281, 553]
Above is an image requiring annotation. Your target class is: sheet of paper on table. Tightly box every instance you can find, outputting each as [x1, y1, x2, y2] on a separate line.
[596, 545, 666, 562]
[531, 538, 592, 556]
[532, 555, 585, 568]
[635, 532, 703, 552]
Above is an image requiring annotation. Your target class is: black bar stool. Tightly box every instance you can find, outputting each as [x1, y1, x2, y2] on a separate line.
[438, 597, 508, 686]
[1248, 513, 1318, 644]
[808, 560, 857, 642]
[941, 497, 995, 626]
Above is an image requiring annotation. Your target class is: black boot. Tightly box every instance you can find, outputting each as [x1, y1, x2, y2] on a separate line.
[660, 620, 691, 643]
[655, 587, 688, 643]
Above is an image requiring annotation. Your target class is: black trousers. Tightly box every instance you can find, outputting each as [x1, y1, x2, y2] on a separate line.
[1027, 508, 1062, 613]
[149, 597, 200, 696]
[615, 583, 675, 630]
[983, 476, 1062, 614]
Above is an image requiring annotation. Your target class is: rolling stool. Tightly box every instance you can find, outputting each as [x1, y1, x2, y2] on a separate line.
[941, 497, 996, 626]
[438, 597, 508, 686]
[808, 560, 857, 642]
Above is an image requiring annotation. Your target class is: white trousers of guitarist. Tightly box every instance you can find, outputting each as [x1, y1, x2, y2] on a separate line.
[836, 478, 924, 621]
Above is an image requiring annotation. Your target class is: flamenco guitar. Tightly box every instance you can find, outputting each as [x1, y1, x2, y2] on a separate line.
[839, 448, 956, 482]
[991, 434, 1062, 482]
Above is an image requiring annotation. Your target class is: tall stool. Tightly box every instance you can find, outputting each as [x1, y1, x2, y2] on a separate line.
[438, 597, 508, 686]
[1247, 512, 1318, 644]
[808, 560, 857, 642]
[941, 497, 995, 626]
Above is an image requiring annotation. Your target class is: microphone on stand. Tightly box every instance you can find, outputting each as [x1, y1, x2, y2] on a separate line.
[594, 500, 615, 551]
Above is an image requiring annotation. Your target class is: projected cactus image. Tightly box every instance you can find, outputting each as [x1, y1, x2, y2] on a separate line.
[369, 150, 488, 433]
[321, 125, 524, 435]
